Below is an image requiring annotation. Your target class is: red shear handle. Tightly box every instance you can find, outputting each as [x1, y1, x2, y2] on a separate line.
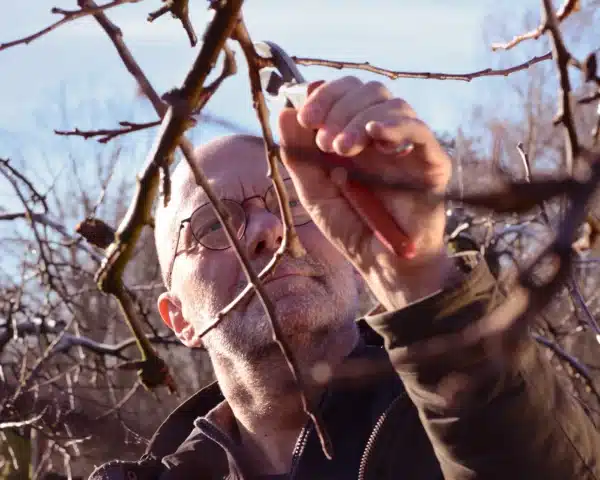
[341, 179, 417, 259]
[293, 82, 417, 260]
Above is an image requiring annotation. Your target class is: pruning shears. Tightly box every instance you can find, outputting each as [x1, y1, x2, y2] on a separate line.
[254, 41, 416, 259]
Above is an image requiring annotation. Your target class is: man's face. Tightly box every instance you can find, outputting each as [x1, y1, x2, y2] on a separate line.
[157, 135, 361, 362]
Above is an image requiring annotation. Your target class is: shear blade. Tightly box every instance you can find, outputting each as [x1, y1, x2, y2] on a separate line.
[260, 68, 285, 96]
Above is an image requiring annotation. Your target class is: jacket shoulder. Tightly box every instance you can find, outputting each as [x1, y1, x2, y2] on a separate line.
[89, 382, 224, 480]
[88, 455, 164, 480]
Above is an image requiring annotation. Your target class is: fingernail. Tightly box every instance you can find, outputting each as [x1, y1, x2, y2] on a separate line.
[336, 131, 356, 153]
[395, 141, 414, 156]
[316, 128, 337, 152]
[365, 121, 379, 134]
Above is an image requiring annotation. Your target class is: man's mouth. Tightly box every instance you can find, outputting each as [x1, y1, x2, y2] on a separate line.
[231, 262, 325, 310]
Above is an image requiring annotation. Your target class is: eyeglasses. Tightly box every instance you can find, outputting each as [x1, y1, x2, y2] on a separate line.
[165, 178, 312, 289]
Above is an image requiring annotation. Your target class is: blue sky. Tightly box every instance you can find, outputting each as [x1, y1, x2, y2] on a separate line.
[0, 0, 545, 220]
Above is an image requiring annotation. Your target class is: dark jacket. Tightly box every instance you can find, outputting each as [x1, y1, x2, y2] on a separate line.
[89, 259, 600, 480]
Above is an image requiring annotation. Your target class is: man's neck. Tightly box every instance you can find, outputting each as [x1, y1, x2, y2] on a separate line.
[209, 323, 359, 475]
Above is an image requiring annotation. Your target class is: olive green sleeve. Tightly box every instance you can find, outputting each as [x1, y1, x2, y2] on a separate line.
[366, 259, 600, 480]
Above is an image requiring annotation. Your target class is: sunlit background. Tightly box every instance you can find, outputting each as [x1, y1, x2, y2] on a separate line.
[0, 0, 594, 231]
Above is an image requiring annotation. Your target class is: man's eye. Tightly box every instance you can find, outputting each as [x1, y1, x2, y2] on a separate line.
[289, 199, 300, 207]
[198, 221, 222, 237]
[207, 221, 222, 232]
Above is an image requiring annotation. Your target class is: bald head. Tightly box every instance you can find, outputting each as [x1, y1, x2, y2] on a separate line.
[154, 132, 361, 369]
[154, 134, 269, 287]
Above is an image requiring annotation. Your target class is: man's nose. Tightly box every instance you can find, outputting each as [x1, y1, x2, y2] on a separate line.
[244, 209, 283, 258]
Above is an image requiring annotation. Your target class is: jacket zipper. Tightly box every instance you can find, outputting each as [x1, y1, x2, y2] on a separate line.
[357, 394, 404, 480]
[288, 388, 333, 479]
[288, 422, 313, 479]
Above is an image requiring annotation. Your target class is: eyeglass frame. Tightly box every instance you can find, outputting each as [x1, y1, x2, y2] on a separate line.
[165, 178, 313, 289]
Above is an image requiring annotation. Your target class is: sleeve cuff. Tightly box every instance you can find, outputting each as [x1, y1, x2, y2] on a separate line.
[365, 256, 499, 349]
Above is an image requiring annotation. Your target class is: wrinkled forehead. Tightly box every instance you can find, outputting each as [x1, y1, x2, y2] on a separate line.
[174, 135, 289, 217]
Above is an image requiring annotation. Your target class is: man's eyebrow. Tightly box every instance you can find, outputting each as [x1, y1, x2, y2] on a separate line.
[177, 177, 294, 221]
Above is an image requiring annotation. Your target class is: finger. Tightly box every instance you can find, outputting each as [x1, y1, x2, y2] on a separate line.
[365, 116, 437, 158]
[331, 98, 416, 157]
[325, 82, 393, 129]
[365, 117, 451, 190]
[297, 76, 363, 130]
[278, 108, 338, 205]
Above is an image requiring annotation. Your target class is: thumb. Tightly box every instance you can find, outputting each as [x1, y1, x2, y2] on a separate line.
[278, 107, 317, 162]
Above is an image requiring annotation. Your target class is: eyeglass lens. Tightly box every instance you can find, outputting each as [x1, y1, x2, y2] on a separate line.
[189, 179, 312, 250]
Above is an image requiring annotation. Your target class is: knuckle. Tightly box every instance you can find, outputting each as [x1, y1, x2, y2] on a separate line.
[364, 80, 391, 99]
[334, 75, 363, 91]
[388, 97, 415, 115]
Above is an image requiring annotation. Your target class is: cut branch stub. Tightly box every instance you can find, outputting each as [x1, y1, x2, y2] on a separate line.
[75, 217, 116, 249]
[118, 354, 177, 393]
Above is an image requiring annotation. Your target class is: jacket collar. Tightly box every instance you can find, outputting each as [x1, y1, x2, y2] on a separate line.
[149, 331, 397, 479]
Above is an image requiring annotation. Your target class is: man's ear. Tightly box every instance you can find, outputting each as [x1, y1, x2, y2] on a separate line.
[157, 292, 203, 348]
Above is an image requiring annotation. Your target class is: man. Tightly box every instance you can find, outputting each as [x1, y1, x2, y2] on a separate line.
[90, 77, 600, 479]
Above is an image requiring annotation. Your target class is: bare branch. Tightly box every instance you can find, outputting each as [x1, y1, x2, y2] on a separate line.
[0, 158, 49, 213]
[94, 379, 142, 420]
[292, 52, 552, 82]
[566, 277, 600, 336]
[78, 0, 166, 115]
[54, 112, 246, 144]
[91, 0, 243, 392]
[231, 16, 332, 460]
[0, 0, 143, 52]
[147, 0, 197, 47]
[533, 334, 600, 401]
[54, 49, 239, 143]
[49, 332, 181, 358]
[491, 0, 581, 51]
[542, 0, 580, 170]
[0, 409, 47, 431]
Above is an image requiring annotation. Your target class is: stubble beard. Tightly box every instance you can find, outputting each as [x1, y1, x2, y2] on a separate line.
[201, 256, 361, 369]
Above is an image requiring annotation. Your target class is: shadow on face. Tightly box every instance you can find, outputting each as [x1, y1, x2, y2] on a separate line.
[156, 134, 361, 360]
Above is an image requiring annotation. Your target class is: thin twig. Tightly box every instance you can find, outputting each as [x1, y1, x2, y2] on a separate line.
[292, 52, 552, 82]
[94, 379, 142, 420]
[0, 408, 47, 431]
[147, 0, 197, 47]
[0, 158, 49, 212]
[491, 0, 581, 51]
[533, 334, 600, 402]
[232, 16, 332, 460]
[54, 112, 245, 144]
[0, 0, 143, 52]
[542, 0, 580, 170]
[566, 277, 600, 335]
[516, 142, 532, 183]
